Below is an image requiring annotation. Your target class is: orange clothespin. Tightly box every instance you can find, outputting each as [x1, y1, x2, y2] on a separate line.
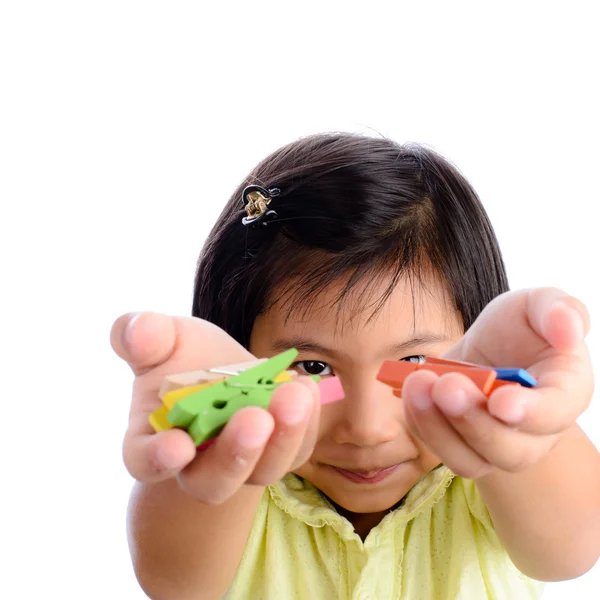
[377, 356, 536, 399]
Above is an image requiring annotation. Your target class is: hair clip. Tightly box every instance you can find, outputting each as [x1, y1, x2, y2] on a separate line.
[241, 185, 281, 226]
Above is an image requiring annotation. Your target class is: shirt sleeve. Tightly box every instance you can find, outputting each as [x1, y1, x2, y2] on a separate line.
[456, 476, 496, 531]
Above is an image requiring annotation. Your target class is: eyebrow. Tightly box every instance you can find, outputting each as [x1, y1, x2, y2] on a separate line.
[270, 333, 452, 361]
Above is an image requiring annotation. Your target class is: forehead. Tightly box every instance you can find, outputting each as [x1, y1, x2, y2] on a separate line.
[252, 271, 463, 348]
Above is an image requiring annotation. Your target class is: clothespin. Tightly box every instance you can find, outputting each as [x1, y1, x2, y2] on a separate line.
[377, 356, 537, 399]
[149, 348, 345, 446]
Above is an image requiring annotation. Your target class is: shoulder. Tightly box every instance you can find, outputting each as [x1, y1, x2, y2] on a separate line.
[446, 475, 494, 529]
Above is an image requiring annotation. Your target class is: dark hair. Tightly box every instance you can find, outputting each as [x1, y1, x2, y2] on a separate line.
[192, 132, 509, 348]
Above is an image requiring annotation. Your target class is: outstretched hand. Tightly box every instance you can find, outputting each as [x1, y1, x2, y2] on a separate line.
[111, 312, 321, 504]
[401, 288, 594, 479]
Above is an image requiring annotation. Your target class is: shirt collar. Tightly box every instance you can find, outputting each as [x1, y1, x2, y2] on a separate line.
[268, 465, 455, 540]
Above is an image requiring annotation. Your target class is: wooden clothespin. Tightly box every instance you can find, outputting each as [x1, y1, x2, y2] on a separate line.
[149, 349, 345, 446]
[377, 356, 537, 399]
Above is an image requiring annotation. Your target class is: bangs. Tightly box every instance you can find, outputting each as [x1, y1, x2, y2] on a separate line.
[259, 237, 452, 334]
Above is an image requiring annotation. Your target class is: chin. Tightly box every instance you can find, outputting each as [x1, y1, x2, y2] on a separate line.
[294, 461, 423, 514]
[298, 473, 411, 514]
[326, 487, 407, 514]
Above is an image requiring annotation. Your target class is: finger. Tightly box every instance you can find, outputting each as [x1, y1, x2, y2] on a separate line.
[298, 378, 324, 463]
[458, 288, 590, 369]
[123, 420, 198, 482]
[111, 312, 176, 375]
[526, 288, 591, 352]
[430, 373, 558, 472]
[402, 371, 493, 479]
[177, 406, 275, 504]
[281, 377, 322, 469]
[249, 378, 320, 485]
[487, 352, 594, 434]
[111, 311, 252, 379]
[402, 397, 425, 442]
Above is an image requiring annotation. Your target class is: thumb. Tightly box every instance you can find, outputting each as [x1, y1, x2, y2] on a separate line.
[527, 288, 591, 352]
[110, 311, 178, 376]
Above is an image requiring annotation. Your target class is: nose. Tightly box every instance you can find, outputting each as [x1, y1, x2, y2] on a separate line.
[331, 377, 401, 448]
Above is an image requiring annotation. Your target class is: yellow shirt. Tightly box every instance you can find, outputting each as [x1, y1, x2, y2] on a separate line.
[226, 466, 545, 599]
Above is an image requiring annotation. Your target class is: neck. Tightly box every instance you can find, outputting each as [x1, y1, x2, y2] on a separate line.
[328, 497, 407, 541]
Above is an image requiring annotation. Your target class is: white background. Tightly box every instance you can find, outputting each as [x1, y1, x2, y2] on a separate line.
[1, 2, 598, 598]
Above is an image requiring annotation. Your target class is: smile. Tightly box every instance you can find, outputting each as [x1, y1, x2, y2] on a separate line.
[328, 464, 400, 484]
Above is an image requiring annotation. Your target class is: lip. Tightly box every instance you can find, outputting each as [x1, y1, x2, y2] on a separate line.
[329, 464, 400, 484]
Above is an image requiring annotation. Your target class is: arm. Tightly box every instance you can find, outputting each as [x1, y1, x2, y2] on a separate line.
[111, 312, 322, 599]
[476, 424, 600, 581]
[128, 480, 264, 600]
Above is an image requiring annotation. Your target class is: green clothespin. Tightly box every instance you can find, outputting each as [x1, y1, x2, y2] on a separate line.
[168, 348, 320, 445]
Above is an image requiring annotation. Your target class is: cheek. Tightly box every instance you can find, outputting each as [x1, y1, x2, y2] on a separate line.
[292, 462, 313, 480]
[399, 403, 440, 463]
[311, 396, 338, 428]
[414, 439, 442, 470]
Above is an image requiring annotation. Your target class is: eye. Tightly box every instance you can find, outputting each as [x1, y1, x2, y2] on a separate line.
[292, 360, 334, 376]
[400, 355, 426, 364]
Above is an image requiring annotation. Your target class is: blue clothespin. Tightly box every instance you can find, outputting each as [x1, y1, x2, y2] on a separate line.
[494, 368, 537, 388]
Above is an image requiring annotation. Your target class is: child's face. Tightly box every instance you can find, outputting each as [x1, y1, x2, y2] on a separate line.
[249, 271, 463, 520]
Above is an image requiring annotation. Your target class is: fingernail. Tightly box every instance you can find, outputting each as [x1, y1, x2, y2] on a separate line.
[281, 395, 311, 425]
[498, 400, 526, 424]
[438, 389, 469, 417]
[566, 305, 585, 341]
[411, 389, 432, 410]
[553, 301, 585, 342]
[236, 421, 273, 449]
[123, 312, 141, 348]
[155, 445, 185, 473]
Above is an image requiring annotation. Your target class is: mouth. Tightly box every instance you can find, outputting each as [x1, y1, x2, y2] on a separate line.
[328, 464, 401, 484]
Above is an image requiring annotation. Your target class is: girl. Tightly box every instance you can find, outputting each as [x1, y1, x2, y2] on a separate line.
[113, 133, 599, 599]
